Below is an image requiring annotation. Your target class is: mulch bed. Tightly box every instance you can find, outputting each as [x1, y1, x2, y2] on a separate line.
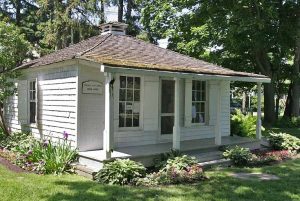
[0, 148, 28, 173]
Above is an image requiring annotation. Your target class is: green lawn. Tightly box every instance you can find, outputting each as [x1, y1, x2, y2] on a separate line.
[1, 159, 300, 201]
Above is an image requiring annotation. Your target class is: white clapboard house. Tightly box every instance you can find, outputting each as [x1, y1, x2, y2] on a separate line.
[4, 22, 270, 171]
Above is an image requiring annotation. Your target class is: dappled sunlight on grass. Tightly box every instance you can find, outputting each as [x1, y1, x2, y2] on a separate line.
[0, 159, 300, 201]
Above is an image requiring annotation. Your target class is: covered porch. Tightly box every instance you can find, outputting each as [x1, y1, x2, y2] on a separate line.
[101, 67, 266, 160]
[79, 135, 261, 171]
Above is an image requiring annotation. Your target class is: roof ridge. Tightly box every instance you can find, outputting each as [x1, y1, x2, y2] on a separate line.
[76, 34, 112, 57]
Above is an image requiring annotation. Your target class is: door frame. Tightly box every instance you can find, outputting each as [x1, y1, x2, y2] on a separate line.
[158, 77, 175, 141]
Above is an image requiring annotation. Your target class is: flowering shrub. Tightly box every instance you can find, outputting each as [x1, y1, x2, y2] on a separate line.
[136, 155, 205, 186]
[250, 150, 294, 166]
[2, 131, 78, 174]
[94, 159, 146, 185]
[268, 132, 300, 152]
[136, 164, 205, 186]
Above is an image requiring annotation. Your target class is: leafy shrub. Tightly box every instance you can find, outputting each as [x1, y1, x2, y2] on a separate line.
[94, 159, 146, 185]
[16, 138, 78, 174]
[223, 146, 253, 166]
[267, 132, 300, 152]
[136, 155, 204, 186]
[136, 164, 204, 186]
[162, 155, 198, 171]
[0, 132, 35, 150]
[154, 149, 182, 170]
[274, 116, 300, 128]
[230, 110, 264, 138]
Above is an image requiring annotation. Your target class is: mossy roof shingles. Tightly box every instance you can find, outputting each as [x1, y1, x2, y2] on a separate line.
[18, 33, 267, 79]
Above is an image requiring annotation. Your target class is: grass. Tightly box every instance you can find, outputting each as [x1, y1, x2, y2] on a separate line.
[1, 159, 300, 201]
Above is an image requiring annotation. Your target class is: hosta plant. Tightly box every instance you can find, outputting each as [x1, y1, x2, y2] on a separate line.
[223, 146, 253, 166]
[268, 132, 300, 152]
[94, 159, 146, 185]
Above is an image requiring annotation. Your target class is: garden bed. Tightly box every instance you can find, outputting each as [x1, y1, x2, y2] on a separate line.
[0, 148, 27, 173]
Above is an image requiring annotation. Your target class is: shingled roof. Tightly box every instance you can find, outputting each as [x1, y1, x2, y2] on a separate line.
[17, 33, 267, 79]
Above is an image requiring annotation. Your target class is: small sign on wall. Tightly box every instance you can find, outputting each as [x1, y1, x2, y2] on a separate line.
[82, 81, 103, 94]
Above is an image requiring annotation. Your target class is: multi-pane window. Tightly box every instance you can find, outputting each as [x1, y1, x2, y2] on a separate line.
[29, 81, 36, 123]
[192, 80, 206, 124]
[119, 76, 140, 127]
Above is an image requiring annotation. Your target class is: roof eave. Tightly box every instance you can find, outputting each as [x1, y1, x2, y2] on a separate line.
[101, 64, 271, 83]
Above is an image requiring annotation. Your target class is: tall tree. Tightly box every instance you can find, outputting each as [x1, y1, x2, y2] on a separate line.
[0, 21, 30, 135]
[140, 0, 297, 124]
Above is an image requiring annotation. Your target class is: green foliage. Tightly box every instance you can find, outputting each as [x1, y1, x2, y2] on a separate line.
[154, 149, 182, 170]
[94, 159, 146, 185]
[267, 132, 300, 152]
[136, 155, 203, 186]
[16, 139, 78, 174]
[136, 164, 204, 186]
[231, 110, 264, 138]
[162, 155, 198, 172]
[275, 116, 300, 128]
[223, 146, 253, 167]
[16, 138, 77, 174]
[1, 131, 77, 174]
[0, 132, 34, 151]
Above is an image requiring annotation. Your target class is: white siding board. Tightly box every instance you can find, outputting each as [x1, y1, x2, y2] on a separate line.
[4, 65, 78, 147]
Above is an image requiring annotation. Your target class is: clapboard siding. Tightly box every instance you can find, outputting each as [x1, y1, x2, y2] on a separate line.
[77, 65, 105, 151]
[4, 65, 78, 147]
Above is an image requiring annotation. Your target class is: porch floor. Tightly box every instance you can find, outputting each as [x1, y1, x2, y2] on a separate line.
[79, 136, 259, 162]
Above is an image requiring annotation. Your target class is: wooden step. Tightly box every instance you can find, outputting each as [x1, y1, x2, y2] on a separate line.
[72, 163, 96, 179]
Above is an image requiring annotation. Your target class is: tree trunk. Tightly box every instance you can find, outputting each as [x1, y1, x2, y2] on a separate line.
[15, 0, 21, 25]
[242, 91, 246, 114]
[118, 0, 124, 22]
[100, 0, 105, 24]
[275, 95, 280, 119]
[126, 0, 133, 21]
[284, 84, 292, 117]
[264, 82, 276, 125]
[291, 12, 300, 117]
[0, 105, 10, 136]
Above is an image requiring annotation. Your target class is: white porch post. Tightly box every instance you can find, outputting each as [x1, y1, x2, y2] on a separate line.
[215, 82, 222, 145]
[256, 82, 262, 139]
[103, 72, 114, 159]
[173, 77, 181, 150]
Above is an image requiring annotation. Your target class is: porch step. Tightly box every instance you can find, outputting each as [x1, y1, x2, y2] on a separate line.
[186, 150, 224, 163]
[198, 158, 231, 169]
[73, 163, 95, 180]
[78, 155, 104, 173]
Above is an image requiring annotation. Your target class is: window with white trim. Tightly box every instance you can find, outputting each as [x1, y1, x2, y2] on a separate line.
[29, 81, 36, 123]
[119, 76, 141, 127]
[192, 80, 206, 124]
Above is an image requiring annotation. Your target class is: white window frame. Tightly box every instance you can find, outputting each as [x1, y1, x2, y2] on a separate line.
[29, 80, 37, 124]
[116, 74, 143, 131]
[191, 80, 208, 126]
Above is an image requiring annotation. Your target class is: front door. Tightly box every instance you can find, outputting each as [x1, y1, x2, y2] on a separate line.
[160, 79, 175, 135]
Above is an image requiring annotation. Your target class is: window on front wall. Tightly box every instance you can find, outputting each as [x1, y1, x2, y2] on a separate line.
[29, 81, 37, 123]
[192, 80, 206, 124]
[119, 76, 140, 128]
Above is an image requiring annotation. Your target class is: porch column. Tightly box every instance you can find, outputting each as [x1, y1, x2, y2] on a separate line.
[103, 72, 114, 159]
[215, 81, 222, 145]
[173, 77, 181, 150]
[256, 82, 262, 139]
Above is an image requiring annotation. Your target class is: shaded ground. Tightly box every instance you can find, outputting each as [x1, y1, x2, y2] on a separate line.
[0, 159, 299, 201]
